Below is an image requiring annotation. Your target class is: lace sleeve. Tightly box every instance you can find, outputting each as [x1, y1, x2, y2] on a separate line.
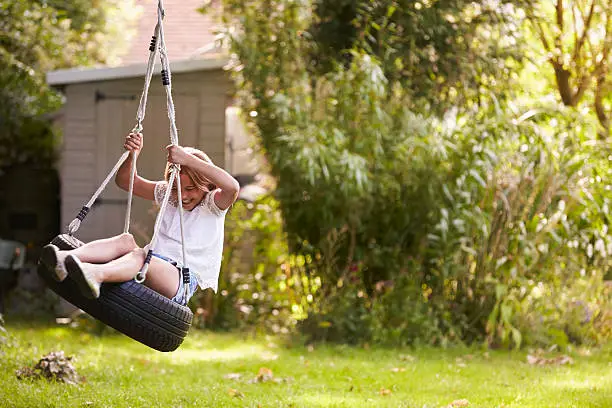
[203, 189, 226, 216]
[154, 181, 168, 206]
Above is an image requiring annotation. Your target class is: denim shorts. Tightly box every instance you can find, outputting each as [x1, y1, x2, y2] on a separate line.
[151, 252, 198, 306]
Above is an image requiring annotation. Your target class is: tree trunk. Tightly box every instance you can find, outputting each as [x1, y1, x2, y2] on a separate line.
[594, 74, 610, 135]
[552, 61, 576, 106]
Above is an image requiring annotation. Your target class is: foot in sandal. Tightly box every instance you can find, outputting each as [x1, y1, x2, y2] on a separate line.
[64, 255, 101, 299]
[40, 244, 68, 282]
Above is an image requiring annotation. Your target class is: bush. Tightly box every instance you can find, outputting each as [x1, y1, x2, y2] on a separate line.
[295, 101, 612, 348]
[190, 196, 314, 335]
[219, 0, 611, 349]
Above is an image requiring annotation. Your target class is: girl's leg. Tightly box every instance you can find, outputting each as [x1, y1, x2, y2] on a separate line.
[41, 233, 139, 282]
[64, 233, 139, 264]
[67, 248, 180, 299]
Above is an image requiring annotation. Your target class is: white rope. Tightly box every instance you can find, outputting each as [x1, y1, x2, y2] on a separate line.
[156, 0, 180, 145]
[135, 169, 177, 282]
[134, 21, 162, 130]
[67, 12, 163, 236]
[124, 16, 163, 234]
[67, 0, 191, 288]
[137, 0, 190, 283]
[123, 152, 138, 233]
[158, 0, 187, 266]
[175, 165, 188, 268]
[67, 151, 130, 235]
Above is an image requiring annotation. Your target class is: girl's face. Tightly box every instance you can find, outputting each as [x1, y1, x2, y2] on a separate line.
[177, 173, 206, 211]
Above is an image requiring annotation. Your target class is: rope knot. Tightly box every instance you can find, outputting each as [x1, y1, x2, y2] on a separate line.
[149, 35, 157, 52]
[161, 69, 170, 86]
[132, 123, 143, 134]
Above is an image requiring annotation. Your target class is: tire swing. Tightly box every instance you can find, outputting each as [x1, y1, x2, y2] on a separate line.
[38, 0, 193, 352]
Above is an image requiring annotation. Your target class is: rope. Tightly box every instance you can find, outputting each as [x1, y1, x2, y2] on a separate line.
[67, 12, 163, 236]
[124, 16, 162, 234]
[67, 0, 191, 288]
[175, 165, 188, 269]
[156, 0, 179, 146]
[123, 152, 137, 233]
[67, 151, 130, 235]
[135, 168, 177, 283]
[136, 0, 190, 284]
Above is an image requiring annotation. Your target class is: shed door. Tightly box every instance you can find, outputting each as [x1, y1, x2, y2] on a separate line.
[94, 94, 199, 245]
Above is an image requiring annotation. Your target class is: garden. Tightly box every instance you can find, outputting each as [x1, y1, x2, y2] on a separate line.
[1, 1, 611, 407]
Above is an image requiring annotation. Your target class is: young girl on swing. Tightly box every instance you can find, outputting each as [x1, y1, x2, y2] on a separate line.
[41, 132, 240, 305]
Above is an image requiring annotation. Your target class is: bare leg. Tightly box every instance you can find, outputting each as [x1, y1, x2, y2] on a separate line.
[58, 233, 138, 265]
[74, 249, 180, 299]
[40, 233, 139, 283]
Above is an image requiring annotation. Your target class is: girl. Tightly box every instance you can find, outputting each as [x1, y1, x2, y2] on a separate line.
[41, 132, 240, 305]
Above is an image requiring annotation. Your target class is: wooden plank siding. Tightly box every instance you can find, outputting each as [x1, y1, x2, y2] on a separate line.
[60, 84, 98, 241]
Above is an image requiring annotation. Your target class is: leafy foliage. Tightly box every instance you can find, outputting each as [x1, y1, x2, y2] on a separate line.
[0, 0, 135, 170]
[309, 0, 527, 113]
[217, 0, 611, 348]
[191, 196, 315, 334]
[521, 0, 612, 133]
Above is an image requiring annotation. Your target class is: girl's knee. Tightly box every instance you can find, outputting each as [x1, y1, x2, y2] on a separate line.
[117, 233, 138, 251]
[130, 247, 146, 261]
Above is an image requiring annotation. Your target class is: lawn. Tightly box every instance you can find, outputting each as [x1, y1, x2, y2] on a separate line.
[0, 319, 610, 408]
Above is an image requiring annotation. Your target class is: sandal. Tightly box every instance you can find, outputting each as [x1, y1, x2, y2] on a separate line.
[64, 255, 101, 299]
[39, 244, 68, 282]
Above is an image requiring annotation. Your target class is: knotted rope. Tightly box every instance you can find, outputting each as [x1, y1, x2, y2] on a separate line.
[132, 0, 189, 289]
[67, 8, 162, 236]
[66, 0, 190, 292]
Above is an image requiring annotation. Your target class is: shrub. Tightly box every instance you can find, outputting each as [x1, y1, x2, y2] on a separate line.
[190, 196, 315, 335]
[297, 101, 612, 348]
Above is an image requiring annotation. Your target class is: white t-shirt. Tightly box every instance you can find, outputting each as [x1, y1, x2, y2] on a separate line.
[152, 181, 228, 292]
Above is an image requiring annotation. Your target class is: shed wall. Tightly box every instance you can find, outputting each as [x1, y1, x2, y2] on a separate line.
[60, 69, 232, 244]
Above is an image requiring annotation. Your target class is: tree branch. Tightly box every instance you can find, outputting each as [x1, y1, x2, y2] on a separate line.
[594, 75, 610, 133]
[572, 0, 596, 62]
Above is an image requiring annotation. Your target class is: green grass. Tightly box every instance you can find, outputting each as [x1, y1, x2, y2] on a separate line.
[0, 319, 610, 408]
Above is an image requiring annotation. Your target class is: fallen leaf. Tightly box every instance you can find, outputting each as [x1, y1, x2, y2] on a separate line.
[227, 388, 244, 398]
[379, 387, 392, 396]
[248, 367, 274, 383]
[448, 398, 470, 407]
[527, 354, 573, 366]
[257, 367, 274, 382]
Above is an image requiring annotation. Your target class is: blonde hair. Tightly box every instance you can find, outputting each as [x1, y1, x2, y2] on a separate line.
[164, 147, 217, 194]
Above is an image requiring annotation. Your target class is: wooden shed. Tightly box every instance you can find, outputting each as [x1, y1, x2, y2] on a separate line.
[46, 0, 259, 245]
[49, 57, 253, 244]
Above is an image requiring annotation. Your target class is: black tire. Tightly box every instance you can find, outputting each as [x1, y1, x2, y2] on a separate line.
[37, 234, 193, 352]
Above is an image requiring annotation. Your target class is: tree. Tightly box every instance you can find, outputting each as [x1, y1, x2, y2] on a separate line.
[218, 0, 611, 347]
[523, 0, 612, 132]
[218, 0, 526, 285]
[0, 0, 136, 169]
[308, 0, 527, 113]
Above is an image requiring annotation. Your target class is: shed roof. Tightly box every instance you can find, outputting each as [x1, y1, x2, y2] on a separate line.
[47, 0, 226, 86]
[46, 56, 228, 86]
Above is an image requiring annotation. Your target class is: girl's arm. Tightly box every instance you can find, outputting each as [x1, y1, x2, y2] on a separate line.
[167, 145, 240, 210]
[115, 133, 157, 201]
